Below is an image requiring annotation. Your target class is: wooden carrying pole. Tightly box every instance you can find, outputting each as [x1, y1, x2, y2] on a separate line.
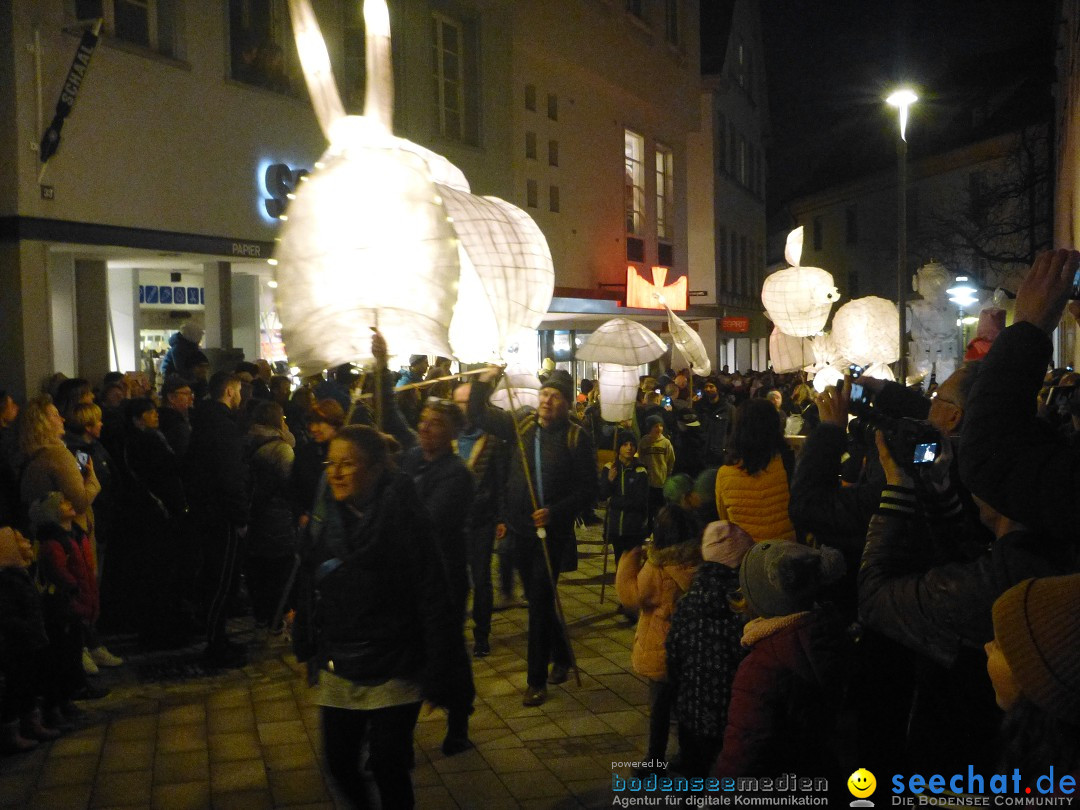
[500, 375, 581, 688]
[599, 427, 617, 603]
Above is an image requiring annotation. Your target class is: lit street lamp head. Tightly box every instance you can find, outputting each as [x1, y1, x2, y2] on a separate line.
[886, 88, 919, 141]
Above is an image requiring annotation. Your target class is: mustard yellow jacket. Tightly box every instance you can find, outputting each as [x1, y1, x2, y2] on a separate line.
[714, 455, 795, 543]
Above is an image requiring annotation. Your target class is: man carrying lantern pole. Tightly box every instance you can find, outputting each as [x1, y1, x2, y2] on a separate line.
[468, 367, 596, 706]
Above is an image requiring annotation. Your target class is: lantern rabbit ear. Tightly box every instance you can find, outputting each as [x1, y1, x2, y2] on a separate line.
[784, 226, 805, 267]
[288, 0, 347, 140]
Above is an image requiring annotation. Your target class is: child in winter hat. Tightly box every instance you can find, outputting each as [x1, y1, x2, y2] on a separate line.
[739, 539, 846, 618]
[987, 574, 1080, 777]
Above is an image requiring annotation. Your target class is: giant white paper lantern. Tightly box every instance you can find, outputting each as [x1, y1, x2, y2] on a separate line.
[576, 318, 667, 365]
[760, 227, 840, 337]
[862, 362, 895, 382]
[598, 363, 640, 423]
[831, 296, 900, 367]
[805, 331, 848, 374]
[662, 302, 711, 376]
[444, 189, 554, 363]
[768, 327, 814, 373]
[274, 0, 554, 372]
[489, 367, 542, 412]
[812, 364, 846, 393]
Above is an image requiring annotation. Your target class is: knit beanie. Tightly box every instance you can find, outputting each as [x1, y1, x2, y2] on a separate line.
[29, 491, 66, 531]
[663, 473, 693, 504]
[739, 540, 845, 618]
[701, 521, 754, 568]
[615, 430, 637, 451]
[541, 370, 573, 403]
[0, 527, 32, 569]
[992, 574, 1080, 723]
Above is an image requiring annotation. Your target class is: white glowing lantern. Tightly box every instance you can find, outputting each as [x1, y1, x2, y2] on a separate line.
[662, 302, 710, 375]
[805, 332, 848, 374]
[812, 364, 846, 393]
[831, 296, 900, 367]
[769, 327, 814, 373]
[598, 363, 640, 423]
[489, 367, 541, 412]
[760, 227, 840, 337]
[274, 0, 554, 371]
[576, 318, 667, 365]
[862, 362, 896, 382]
[445, 189, 554, 363]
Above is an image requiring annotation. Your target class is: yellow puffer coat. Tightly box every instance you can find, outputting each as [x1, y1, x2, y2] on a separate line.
[714, 455, 796, 543]
[616, 541, 700, 681]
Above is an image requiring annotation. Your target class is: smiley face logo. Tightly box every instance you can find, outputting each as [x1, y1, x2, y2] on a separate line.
[848, 768, 877, 798]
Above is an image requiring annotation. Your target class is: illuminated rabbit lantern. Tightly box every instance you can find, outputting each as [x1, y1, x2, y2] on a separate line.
[768, 327, 813, 374]
[761, 227, 840, 338]
[274, 0, 554, 370]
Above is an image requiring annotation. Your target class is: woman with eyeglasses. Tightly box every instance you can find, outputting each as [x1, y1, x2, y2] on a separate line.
[293, 425, 464, 809]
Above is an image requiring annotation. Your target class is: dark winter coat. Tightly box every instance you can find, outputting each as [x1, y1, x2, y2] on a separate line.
[0, 567, 49, 654]
[158, 406, 192, 458]
[666, 562, 746, 740]
[291, 439, 329, 520]
[184, 400, 249, 526]
[695, 396, 735, 467]
[125, 426, 187, 520]
[246, 427, 296, 558]
[715, 607, 849, 778]
[458, 429, 507, 529]
[960, 321, 1079, 545]
[467, 381, 596, 572]
[858, 485, 1078, 668]
[401, 448, 475, 604]
[292, 471, 467, 708]
[598, 458, 649, 542]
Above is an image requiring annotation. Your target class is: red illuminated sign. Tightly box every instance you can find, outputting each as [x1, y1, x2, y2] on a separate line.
[719, 316, 750, 332]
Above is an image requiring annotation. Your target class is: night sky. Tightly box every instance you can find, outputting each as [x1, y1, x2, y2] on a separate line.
[750, 0, 1057, 212]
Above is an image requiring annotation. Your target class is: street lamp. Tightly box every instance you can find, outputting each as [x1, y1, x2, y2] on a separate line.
[947, 275, 978, 360]
[887, 87, 918, 384]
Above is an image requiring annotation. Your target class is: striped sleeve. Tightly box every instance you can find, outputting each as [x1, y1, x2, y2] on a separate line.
[876, 485, 917, 517]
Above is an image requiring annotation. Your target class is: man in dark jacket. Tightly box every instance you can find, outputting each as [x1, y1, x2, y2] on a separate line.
[158, 375, 195, 458]
[185, 372, 250, 667]
[401, 398, 476, 755]
[452, 382, 508, 658]
[694, 377, 734, 468]
[961, 248, 1080, 546]
[468, 369, 596, 706]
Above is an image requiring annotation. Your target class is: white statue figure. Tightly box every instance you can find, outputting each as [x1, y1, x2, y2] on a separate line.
[908, 260, 958, 384]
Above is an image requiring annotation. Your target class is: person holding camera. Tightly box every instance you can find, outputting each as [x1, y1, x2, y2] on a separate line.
[961, 248, 1080, 546]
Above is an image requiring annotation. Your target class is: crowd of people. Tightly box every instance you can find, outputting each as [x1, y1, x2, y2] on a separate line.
[1, 252, 1079, 807]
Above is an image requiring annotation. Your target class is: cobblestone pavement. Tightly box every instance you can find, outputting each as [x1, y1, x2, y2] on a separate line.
[0, 518, 657, 809]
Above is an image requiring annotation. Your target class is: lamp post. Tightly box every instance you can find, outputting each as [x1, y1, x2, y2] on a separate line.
[887, 88, 918, 384]
[946, 275, 978, 360]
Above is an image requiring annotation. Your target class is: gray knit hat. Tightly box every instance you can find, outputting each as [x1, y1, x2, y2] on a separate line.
[739, 540, 845, 618]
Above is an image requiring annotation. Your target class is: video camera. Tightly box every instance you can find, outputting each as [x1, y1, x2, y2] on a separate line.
[848, 381, 942, 468]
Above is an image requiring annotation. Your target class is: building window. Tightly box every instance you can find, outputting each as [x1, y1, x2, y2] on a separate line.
[730, 235, 739, 295]
[846, 206, 858, 245]
[549, 185, 560, 213]
[525, 131, 537, 160]
[740, 236, 748, 298]
[655, 144, 674, 241]
[526, 179, 538, 208]
[813, 217, 823, 251]
[625, 129, 645, 236]
[547, 93, 558, 121]
[548, 139, 559, 167]
[737, 135, 748, 187]
[432, 11, 479, 144]
[735, 39, 746, 89]
[78, 0, 182, 58]
[658, 242, 674, 266]
[524, 84, 536, 111]
[664, 0, 678, 45]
